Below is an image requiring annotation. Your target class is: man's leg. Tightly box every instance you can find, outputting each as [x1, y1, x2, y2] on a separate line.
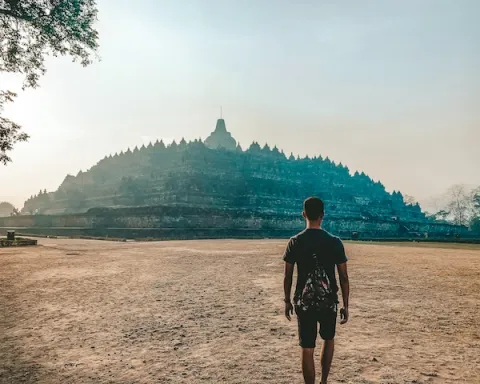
[296, 307, 318, 384]
[320, 339, 334, 384]
[301, 348, 315, 384]
[319, 307, 338, 384]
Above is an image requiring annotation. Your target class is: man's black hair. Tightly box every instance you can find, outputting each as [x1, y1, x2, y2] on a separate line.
[303, 197, 325, 221]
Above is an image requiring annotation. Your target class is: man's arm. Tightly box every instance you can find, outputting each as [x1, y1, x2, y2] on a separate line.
[282, 237, 297, 321]
[337, 262, 349, 324]
[284, 262, 294, 320]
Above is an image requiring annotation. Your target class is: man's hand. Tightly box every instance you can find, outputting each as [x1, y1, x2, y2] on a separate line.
[285, 302, 294, 321]
[340, 307, 349, 324]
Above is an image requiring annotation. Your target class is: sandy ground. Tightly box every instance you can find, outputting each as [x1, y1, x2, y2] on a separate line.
[1, 239, 479, 384]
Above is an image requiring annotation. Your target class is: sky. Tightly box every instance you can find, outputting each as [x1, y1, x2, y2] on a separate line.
[1, 0, 479, 210]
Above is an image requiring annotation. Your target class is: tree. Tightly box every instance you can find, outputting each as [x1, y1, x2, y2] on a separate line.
[1, 0, 99, 164]
[0, 91, 29, 164]
[470, 187, 480, 232]
[432, 209, 450, 222]
[473, 187, 480, 213]
[0, 201, 16, 217]
[403, 194, 416, 206]
[445, 185, 473, 226]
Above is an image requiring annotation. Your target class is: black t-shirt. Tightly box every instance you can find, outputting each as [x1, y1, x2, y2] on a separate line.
[283, 228, 348, 302]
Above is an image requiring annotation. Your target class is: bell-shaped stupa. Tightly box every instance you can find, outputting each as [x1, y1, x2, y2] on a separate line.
[205, 117, 237, 151]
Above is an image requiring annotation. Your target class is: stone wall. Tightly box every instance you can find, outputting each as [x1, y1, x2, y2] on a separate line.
[0, 205, 470, 240]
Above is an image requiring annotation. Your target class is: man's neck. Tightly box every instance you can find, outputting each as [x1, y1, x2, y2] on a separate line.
[306, 221, 322, 230]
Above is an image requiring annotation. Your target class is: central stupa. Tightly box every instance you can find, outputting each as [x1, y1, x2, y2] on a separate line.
[204, 118, 237, 151]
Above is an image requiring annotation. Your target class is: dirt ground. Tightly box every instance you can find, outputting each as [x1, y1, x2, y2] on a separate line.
[1, 239, 479, 384]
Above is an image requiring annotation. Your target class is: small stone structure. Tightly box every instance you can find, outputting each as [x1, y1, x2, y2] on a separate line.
[0, 236, 37, 247]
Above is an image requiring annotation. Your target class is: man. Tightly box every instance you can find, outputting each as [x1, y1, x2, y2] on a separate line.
[283, 197, 350, 384]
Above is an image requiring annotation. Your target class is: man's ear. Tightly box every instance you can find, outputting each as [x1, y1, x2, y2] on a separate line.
[302, 211, 307, 219]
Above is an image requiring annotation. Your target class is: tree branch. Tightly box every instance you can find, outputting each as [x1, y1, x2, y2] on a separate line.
[0, 8, 17, 17]
[0, 7, 38, 22]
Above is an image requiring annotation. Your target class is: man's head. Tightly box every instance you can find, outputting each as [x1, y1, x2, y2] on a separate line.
[303, 197, 324, 225]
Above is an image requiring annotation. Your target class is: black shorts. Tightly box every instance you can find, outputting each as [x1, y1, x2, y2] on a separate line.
[295, 305, 338, 348]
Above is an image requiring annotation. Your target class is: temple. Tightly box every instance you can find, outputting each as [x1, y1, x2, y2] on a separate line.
[6, 117, 468, 239]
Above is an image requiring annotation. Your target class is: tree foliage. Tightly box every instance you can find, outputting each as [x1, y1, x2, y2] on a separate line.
[0, 201, 16, 216]
[0, 90, 28, 164]
[0, 201, 20, 217]
[433, 209, 450, 222]
[473, 188, 480, 212]
[0, 0, 99, 164]
[403, 194, 416, 206]
[471, 187, 480, 233]
[432, 185, 480, 228]
[445, 185, 474, 226]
